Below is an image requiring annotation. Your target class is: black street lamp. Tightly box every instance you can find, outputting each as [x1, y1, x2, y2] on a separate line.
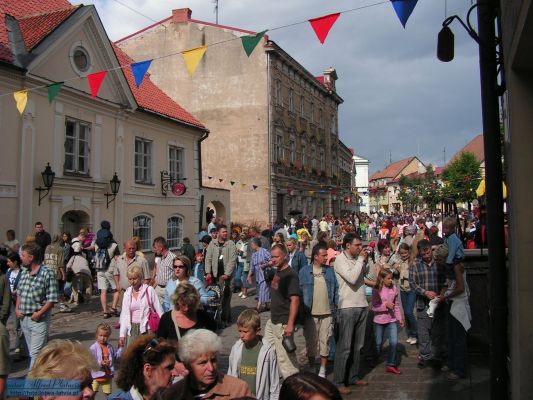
[35, 163, 55, 206]
[105, 173, 121, 208]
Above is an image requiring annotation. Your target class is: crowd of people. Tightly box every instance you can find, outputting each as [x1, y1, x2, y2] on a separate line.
[0, 210, 473, 399]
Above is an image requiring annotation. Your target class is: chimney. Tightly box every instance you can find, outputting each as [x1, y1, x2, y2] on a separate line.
[323, 67, 338, 91]
[172, 8, 192, 24]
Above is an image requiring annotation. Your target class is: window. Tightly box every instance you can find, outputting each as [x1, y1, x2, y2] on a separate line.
[319, 109, 324, 128]
[310, 103, 315, 123]
[320, 148, 325, 171]
[288, 89, 294, 112]
[73, 47, 90, 73]
[276, 135, 283, 161]
[132, 215, 152, 251]
[331, 113, 336, 134]
[167, 216, 183, 249]
[276, 80, 283, 106]
[311, 144, 317, 169]
[64, 118, 90, 175]
[169, 145, 184, 181]
[300, 95, 305, 117]
[301, 142, 306, 166]
[289, 140, 295, 163]
[135, 137, 152, 184]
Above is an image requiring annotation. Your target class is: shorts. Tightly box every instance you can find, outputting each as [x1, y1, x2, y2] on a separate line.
[92, 378, 112, 394]
[97, 270, 116, 291]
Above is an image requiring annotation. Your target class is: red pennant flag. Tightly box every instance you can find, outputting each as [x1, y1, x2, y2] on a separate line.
[219, 178, 224, 183]
[309, 13, 340, 44]
[87, 71, 107, 98]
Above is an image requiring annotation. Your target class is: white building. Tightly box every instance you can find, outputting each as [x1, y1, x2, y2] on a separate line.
[353, 154, 370, 214]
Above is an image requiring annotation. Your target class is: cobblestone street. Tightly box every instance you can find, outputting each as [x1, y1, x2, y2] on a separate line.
[7, 290, 489, 400]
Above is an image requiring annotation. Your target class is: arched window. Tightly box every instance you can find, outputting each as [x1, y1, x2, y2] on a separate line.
[132, 214, 152, 251]
[167, 216, 184, 250]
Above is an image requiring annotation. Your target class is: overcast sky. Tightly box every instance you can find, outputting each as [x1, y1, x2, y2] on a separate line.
[88, 0, 483, 174]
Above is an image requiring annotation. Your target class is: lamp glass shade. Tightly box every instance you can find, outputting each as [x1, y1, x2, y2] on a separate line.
[41, 163, 55, 188]
[110, 173, 121, 195]
[437, 26, 455, 62]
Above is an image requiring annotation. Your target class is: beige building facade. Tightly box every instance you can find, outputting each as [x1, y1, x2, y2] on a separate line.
[117, 8, 344, 225]
[0, 2, 209, 251]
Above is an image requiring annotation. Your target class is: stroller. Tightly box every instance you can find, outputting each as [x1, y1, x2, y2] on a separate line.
[204, 284, 223, 329]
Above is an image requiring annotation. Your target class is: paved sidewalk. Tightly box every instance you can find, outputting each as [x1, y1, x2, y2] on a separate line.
[6, 290, 489, 400]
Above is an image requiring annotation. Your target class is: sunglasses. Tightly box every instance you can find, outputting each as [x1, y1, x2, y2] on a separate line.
[143, 338, 160, 356]
[173, 264, 186, 269]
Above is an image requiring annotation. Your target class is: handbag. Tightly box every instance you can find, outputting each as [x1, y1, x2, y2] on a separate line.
[146, 289, 161, 332]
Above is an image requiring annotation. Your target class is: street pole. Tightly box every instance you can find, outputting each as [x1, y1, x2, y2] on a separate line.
[476, 0, 508, 398]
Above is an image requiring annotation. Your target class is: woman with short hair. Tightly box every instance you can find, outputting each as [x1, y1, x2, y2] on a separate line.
[162, 329, 252, 400]
[157, 281, 216, 341]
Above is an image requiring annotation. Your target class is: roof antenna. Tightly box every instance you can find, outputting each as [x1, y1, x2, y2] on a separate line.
[389, 150, 392, 165]
[213, 0, 219, 24]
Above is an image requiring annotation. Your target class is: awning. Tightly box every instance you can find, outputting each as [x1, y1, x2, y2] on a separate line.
[476, 179, 507, 199]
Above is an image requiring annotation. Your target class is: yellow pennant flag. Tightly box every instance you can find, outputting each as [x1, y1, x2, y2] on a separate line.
[182, 46, 207, 76]
[14, 90, 28, 114]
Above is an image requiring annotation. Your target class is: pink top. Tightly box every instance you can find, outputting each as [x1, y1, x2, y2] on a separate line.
[130, 295, 141, 324]
[372, 285, 402, 324]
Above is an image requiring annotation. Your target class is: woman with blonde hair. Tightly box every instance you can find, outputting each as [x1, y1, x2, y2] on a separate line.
[28, 339, 96, 400]
[119, 266, 163, 348]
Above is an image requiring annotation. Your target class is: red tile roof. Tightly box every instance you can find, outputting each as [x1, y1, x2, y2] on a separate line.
[448, 134, 484, 165]
[0, 0, 72, 61]
[18, 6, 78, 50]
[370, 157, 418, 181]
[112, 45, 205, 129]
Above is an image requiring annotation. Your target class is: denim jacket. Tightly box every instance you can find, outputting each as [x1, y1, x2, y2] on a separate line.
[299, 264, 339, 315]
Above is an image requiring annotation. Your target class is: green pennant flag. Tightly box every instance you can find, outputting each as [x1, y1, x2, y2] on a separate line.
[230, 181, 235, 186]
[47, 82, 64, 104]
[241, 30, 268, 57]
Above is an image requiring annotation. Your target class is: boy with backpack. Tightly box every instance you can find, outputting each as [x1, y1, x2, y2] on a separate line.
[94, 221, 120, 319]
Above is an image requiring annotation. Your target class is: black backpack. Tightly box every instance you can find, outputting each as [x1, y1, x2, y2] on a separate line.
[94, 247, 112, 271]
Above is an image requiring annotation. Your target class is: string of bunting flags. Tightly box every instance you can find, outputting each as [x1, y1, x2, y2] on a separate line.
[6, 0, 418, 114]
[204, 175, 357, 196]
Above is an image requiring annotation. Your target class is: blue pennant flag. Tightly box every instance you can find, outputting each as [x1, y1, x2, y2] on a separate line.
[391, 0, 418, 28]
[131, 60, 153, 88]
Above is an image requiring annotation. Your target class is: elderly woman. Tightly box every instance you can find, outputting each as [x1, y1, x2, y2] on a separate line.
[163, 329, 252, 400]
[157, 281, 216, 341]
[119, 266, 163, 348]
[247, 237, 272, 313]
[28, 340, 96, 400]
[112, 335, 178, 400]
[162, 256, 210, 312]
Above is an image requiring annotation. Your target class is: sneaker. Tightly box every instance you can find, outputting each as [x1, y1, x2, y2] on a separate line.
[386, 366, 402, 375]
[406, 337, 414, 344]
[241, 294, 247, 299]
[446, 372, 461, 381]
[237, 292, 243, 298]
[318, 371, 326, 378]
[441, 365, 451, 372]
[409, 337, 418, 345]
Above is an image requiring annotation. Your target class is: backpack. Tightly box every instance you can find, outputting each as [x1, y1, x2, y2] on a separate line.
[94, 247, 112, 271]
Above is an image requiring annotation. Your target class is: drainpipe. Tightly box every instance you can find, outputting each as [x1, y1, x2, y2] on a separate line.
[198, 130, 209, 231]
[476, 0, 508, 398]
[267, 51, 273, 224]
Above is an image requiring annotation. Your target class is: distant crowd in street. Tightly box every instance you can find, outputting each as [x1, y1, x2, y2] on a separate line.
[0, 209, 472, 399]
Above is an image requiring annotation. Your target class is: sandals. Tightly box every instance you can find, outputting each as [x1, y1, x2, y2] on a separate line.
[109, 307, 120, 317]
[103, 312, 112, 319]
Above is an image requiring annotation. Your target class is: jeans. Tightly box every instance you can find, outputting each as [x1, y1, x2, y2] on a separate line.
[401, 290, 417, 338]
[374, 322, 398, 367]
[233, 262, 244, 291]
[333, 307, 368, 386]
[20, 313, 51, 368]
[448, 314, 467, 377]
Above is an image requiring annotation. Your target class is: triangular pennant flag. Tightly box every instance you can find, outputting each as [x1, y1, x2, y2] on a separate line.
[241, 183, 247, 188]
[391, 0, 418, 28]
[14, 90, 28, 114]
[252, 185, 258, 191]
[230, 181, 235, 186]
[182, 46, 208, 76]
[219, 178, 224, 183]
[264, 187, 269, 191]
[308, 13, 340, 44]
[87, 71, 107, 98]
[47, 82, 63, 104]
[131, 60, 153, 88]
[208, 176, 213, 180]
[241, 30, 268, 57]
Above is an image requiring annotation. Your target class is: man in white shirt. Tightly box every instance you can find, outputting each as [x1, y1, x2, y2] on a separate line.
[333, 232, 370, 395]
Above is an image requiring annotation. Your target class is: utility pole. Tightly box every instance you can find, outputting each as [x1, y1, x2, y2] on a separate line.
[213, 0, 219, 24]
[443, 147, 446, 165]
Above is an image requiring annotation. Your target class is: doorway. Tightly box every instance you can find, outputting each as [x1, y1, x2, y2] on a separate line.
[60, 210, 91, 237]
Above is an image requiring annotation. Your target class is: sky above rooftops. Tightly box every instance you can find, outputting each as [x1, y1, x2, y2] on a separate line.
[85, 0, 482, 173]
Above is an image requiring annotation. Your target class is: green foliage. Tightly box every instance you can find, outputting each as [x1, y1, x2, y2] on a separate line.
[397, 165, 441, 211]
[441, 152, 482, 202]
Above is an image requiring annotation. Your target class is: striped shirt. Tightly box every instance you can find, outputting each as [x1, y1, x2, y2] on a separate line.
[17, 265, 59, 315]
[409, 257, 445, 310]
[155, 250, 176, 286]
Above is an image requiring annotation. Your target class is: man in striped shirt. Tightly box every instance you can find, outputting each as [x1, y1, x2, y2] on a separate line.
[409, 239, 446, 368]
[152, 237, 176, 305]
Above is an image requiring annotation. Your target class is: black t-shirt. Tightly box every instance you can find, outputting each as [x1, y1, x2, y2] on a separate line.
[270, 266, 300, 325]
[156, 309, 217, 341]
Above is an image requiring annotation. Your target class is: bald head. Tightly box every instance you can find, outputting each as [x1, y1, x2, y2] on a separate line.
[124, 240, 137, 258]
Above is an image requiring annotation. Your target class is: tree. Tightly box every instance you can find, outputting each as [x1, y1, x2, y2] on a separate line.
[441, 151, 482, 203]
[397, 174, 423, 212]
[397, 165, 441, 211]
